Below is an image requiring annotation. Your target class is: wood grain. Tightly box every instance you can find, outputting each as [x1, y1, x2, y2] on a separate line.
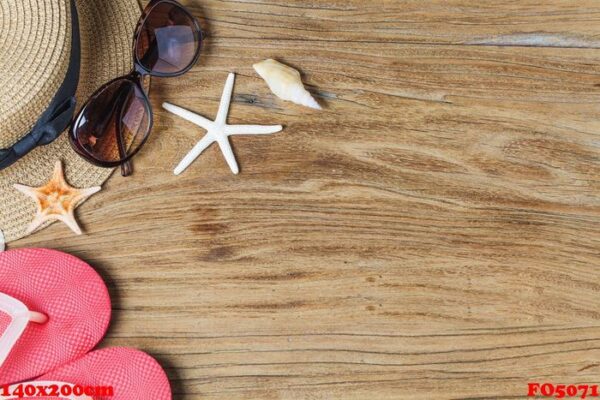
[12, 1, 600, 399]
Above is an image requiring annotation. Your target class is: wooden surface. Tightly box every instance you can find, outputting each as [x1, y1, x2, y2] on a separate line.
[13, 1, 600, 399]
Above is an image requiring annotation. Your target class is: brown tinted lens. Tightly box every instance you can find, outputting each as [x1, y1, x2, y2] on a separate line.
[72, 79, 151, 163]
[136, 2, 199, 75]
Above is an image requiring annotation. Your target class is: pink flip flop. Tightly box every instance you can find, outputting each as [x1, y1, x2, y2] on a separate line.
[0, 348, 171, 399]
[0, 249, 111, 385]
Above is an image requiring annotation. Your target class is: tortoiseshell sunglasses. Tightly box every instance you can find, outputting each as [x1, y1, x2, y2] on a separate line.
[69, 0, 202, 176]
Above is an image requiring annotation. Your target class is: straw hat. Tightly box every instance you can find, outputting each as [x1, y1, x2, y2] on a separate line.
[0, 0, 143, 242]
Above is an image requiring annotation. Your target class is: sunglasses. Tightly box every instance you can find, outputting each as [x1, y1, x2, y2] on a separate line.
[69, 0, 202, 176]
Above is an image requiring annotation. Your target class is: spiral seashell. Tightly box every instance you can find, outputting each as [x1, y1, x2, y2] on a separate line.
[253, 59, 322, 110]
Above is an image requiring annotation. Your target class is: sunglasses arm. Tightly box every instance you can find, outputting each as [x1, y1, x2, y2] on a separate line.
[116, 87, 135, 177]
[120, 160, 133, 177]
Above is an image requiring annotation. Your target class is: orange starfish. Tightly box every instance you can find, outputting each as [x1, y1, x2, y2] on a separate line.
[14, 161, 101, 235]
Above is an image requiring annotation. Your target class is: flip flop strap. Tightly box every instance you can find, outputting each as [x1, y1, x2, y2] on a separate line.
[0, 381, 92, 399]
[0, 293, 48, 368]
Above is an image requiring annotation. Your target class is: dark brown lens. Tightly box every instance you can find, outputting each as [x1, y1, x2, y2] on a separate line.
[136, 2, 200, 75]
[71, 79, 151, 164]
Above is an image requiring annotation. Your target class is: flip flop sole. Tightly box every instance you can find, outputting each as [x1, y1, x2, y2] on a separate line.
[0, 249, 111, 385]
[40, 348, 171, 399]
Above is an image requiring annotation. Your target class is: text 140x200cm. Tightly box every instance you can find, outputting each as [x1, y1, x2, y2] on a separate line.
[1, 383, 114, 398]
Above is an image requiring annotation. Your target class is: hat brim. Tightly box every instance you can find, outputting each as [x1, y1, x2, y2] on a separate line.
[0, 0, 143, 242]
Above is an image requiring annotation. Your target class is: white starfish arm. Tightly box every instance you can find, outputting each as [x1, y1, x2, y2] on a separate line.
[25, 214, 46, 235]
[216, 73, 235, 126]
[82, 186, 102, 197]
[52, 161, 66, 184]
[13, 184, 38, 201]
[163, 102, 215, 130]
[76, 187, 102, 206]
[174, 134, 215, 176]
[59, 211, 83, 235]
[216, 137, 239, 175]
[225, 124, 283, 136]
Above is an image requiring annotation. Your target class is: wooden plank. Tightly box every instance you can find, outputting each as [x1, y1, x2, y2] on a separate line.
[190, 0, 600, 47]
[11, 1, 600, 399]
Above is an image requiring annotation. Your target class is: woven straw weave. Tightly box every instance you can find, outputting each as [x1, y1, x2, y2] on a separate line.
[0, 0, 142, 242]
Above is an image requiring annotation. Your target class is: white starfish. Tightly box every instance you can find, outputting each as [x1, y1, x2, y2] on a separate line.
[163, 73, 283, 175]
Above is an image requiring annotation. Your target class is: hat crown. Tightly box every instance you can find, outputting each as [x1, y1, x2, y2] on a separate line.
[0, 0, 72, 148]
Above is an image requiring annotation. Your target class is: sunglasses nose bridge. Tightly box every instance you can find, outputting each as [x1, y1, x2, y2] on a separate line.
[122, 68, 143, 85]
